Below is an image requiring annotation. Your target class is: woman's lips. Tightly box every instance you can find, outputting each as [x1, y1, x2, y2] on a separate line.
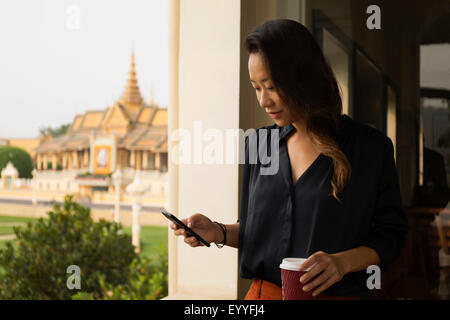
[268, 111, 282, 119]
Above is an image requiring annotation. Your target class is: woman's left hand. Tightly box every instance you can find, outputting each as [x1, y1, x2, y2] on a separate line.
[298, 251, 347, 297]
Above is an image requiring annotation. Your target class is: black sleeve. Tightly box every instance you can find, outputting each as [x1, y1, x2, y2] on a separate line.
[238, 136, 251, 249]
[360, 137, 411, 271]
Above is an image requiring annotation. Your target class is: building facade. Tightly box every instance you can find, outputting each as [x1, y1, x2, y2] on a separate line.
[34, 53, 168, 198]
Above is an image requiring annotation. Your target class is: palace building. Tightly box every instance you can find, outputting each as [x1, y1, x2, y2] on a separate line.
[34, 53, 168, 198]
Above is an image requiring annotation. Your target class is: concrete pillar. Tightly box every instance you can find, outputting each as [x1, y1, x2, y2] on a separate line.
[112, 169, 123, 224]
[136, 150, 142, 171]
[62, 153, 67, 169]
[126, 176, 150, 254]
[142, 151, 148, 170]
[52, 154, 57, 171]
[130, 150, 135, 168]
[155, 153, 161, 170]
[37, 154, 42, 170]
[73, 151, 78, 169]
[32, 169, 37, 205]
[167, 0, 241, 300]
[84, 149, 89, 168]
[168, 0, 180, 298]
[43, 154, 48, 170]
[67, 152, 72, 170]
[131, 201, 142, 253]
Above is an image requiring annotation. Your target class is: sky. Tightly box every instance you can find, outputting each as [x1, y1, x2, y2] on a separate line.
[0, 0, 168, 138]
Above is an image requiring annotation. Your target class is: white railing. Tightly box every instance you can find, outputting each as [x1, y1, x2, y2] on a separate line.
[3, 168, 168, 197]
[14, 178, 33, 188]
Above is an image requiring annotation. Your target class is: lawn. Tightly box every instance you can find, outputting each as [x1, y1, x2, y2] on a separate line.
[0, 226, 20, 236]
[0, 216, 35, 236]
[122, 226, 168, 259]
[0, 215, 168, 259]
[0, 216, 38, 223]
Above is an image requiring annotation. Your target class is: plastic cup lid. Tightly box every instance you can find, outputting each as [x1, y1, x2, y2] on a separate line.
[279, 257, 313, 272]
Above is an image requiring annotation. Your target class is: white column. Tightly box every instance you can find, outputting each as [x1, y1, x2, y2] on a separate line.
[130, 150, 135, 168]
[84, 149, 89, 168]
[136, 150, 142, 171]
[52, 154, 57, 171]
[73, 151, 78, 169]
[142, 151, 148, 170]
[114, 185, 121, 223]
[32, 169, 37, 205]
[43, 154, 48, 170]
[131, 201, 142, 253]
[62, 153, 67, 169]
[37, 154, 42, 170]
[68, 152, 73, 170]
[112, 169, 123, 224]
[126, 176, 150, 254]
[171, 0, 241, 299]
[168, 0, 180, 299]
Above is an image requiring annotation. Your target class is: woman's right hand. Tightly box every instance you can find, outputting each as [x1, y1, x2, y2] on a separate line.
[170, 213, 222, 247]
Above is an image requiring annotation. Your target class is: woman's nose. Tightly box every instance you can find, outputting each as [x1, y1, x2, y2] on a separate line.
[259, 90, 273, 108]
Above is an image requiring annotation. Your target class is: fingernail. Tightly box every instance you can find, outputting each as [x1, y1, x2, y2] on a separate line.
[188, 222, 192, 228]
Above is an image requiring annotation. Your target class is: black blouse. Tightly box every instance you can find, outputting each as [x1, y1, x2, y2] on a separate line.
[238, 114, 410, 297]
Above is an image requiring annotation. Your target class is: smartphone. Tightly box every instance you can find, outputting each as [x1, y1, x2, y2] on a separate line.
[161, 209, 211, 247]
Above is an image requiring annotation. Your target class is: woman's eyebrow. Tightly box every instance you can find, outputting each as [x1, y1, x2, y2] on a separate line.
[250, 78, 270, 83]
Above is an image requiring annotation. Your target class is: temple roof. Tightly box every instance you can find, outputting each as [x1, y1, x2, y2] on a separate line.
[35, 52, 167, 154]
[80, 110, 106, 129]
[36, 106, 168, 153]
[150, 109, 168, 126]
[118, 125, 167, 152]
[35, 132, 90, 152]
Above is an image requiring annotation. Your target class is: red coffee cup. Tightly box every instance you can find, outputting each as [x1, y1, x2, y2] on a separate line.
[279, 258, 314, 300]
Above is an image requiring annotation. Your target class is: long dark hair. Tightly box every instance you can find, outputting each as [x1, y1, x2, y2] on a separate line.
[245, 19, 351, 203]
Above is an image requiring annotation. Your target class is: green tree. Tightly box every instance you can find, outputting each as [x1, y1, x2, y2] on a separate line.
[72, 247, 168, 300]
[0, 196, 138, 299]
[0, 146, 33, 178]
[39, 123, 70, 138]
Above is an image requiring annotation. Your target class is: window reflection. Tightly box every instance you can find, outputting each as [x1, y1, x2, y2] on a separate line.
[323, 29, 350, 115]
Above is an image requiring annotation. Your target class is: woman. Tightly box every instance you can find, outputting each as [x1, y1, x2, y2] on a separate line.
[170, 19, 410, 300]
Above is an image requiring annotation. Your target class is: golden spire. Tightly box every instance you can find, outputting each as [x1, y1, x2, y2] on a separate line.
[119, 51, 143, 110]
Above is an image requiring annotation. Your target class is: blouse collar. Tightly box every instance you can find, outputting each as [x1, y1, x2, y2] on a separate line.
[276, 114, 353, 147]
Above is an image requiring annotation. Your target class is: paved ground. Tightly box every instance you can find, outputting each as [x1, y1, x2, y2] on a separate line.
[0, 197, 169, 226]
[0, 197, 163, 212]
[0, 234, 16, 240]
[0, 222, 26, 227]
[0, 222, 25, 241]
